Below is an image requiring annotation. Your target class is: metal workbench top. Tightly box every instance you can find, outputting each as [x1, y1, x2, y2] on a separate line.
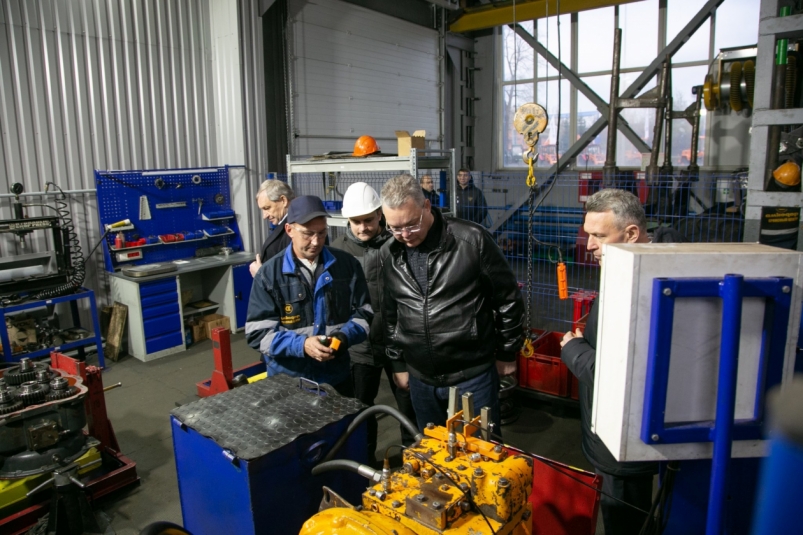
[109, 251, 255, 282]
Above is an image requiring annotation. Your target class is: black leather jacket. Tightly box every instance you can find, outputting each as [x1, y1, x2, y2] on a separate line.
[380, 209, 524, 382]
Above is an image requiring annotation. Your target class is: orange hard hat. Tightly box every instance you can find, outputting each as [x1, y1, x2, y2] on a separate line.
[353, 135, 380, 157]
[773, 160, 801, 188]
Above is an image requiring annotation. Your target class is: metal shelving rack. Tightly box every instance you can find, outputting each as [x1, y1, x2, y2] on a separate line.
[286, 149, 457, 227]
[745, 0, 803, 248]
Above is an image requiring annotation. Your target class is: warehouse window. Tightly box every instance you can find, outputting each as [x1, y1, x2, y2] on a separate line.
[498, 0, 758, 170]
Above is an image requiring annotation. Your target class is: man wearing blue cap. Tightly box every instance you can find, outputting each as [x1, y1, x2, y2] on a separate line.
[245, 195, 372, 395]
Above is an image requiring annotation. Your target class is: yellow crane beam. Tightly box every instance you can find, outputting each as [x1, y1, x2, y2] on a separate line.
[450, 0, 643, 33]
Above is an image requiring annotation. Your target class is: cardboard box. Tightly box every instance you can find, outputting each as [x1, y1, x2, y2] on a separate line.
[188, 318, 207, 343]
[1, 318, 37, 356]
[395, 130, 426, 156]
[201, 314, 230, 339]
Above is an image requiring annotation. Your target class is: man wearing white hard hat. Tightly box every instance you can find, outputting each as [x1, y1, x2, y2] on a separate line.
[331, 182, 417, 463]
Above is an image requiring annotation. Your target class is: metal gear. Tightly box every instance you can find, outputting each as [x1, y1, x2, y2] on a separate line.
[729, 61, 744, 111]
[4, 358, 51, 386]
[0, 387, 22, 415]
[45, 377, 78, 401]
[703, 74, 719, 111]
[743, 60, 755, 108]
[35, 369, 53, 395]
[18, 381, 48, 406]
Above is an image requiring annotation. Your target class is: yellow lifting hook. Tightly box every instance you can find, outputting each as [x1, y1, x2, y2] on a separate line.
[512, 103, 548, 188]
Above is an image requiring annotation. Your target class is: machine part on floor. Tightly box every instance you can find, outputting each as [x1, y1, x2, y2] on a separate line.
[32, 459, 106, 535]
[0, 352, 139, 534]
[701, 45, 757, 113]
[0, 366, 90, 478]
[307, 389, 534, 535]
[0, 447, 101, 513]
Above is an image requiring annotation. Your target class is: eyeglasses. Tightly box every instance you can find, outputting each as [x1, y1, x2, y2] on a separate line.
[387, 211, 423, 236]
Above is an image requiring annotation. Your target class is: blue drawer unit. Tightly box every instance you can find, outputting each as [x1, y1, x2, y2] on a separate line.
[232, 263, 253, 330]
[140, 278, 183, 355]
[171, 375, 368, 535]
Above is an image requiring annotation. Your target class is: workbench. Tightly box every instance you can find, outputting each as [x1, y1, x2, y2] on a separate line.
[110, 252, 254, 362]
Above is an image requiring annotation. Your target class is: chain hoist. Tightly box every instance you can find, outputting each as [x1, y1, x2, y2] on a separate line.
[512, 103, 567, 352]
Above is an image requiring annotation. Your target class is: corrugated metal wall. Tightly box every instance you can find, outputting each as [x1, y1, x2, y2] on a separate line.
[237, 0, 270, 255]
[288, 0, 440, 155]
[0, 0, 217, 308]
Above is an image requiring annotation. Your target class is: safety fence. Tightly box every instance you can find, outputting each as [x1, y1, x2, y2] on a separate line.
[284, 168, 746, 332]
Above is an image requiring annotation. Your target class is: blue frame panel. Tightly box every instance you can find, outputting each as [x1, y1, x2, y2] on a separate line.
[641, 276, 793, 446]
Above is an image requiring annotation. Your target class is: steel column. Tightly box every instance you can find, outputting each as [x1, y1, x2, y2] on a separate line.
[603, 28, 622, 187]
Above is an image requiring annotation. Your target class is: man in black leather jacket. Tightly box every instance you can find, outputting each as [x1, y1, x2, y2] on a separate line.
[379, 174, 524, 433]
[561, 189, 659, 535]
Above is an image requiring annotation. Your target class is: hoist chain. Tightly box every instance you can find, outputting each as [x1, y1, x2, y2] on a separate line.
[525, 180, 536, 333]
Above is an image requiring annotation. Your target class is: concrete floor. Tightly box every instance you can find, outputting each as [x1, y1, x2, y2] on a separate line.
[91, 333, 598, 534]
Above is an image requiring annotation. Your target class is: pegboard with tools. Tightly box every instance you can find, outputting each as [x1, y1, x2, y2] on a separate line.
[95, 166, 244, 272]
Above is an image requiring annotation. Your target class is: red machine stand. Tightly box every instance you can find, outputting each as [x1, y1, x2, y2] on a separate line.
[196, 328, 265, 397]
[1, 352, 139, 535]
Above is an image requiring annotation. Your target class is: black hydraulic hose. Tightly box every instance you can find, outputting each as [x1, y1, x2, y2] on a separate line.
[311, 459, 382, 482]
[322, 404, 423, 463]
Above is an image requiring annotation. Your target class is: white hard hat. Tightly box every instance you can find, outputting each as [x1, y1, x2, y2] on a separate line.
[341, 182, 382, 218]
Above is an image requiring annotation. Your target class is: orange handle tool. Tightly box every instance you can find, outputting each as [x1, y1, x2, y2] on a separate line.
[329, 337, 341, 351]
[557, 262, 568, 300]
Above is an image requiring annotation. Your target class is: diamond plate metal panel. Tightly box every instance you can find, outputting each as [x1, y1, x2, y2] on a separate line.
[171, 374, 365, 460]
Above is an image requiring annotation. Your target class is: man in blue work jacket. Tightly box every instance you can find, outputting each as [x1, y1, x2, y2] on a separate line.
[245, 195, 372, 396]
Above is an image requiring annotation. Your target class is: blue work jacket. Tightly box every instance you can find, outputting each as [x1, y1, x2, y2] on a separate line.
[245, 244, 372, 386]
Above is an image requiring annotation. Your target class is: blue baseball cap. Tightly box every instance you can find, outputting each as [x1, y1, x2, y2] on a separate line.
[287, 195, 330, 225]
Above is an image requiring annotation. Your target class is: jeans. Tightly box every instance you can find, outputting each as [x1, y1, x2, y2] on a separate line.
[408, 365, 501, 438]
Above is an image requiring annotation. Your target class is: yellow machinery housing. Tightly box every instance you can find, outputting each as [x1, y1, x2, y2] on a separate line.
[302, 406, 533, 535]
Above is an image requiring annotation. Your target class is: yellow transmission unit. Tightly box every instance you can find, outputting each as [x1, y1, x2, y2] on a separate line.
[703, 46, 757, 112]
[302, 424, 533, 535]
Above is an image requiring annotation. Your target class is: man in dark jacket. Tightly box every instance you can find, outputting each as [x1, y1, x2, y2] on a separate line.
[245, 195, 372, 396]
[420, 174, 439, 206]
[455, 168, 488, 225]
[561, 189, 657, 535]
[331, 182, 417, 461]
[380, 174, 524, 433]
[250, 179, 295, 277]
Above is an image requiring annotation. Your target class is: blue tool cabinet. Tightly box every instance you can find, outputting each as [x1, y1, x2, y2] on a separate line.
[171, 375, 368, 535]
[109, 254, 253, 361]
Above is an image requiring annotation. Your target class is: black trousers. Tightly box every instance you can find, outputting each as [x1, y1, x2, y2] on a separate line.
[596, 468, 654, 535]
[351, 362, 418, 462]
